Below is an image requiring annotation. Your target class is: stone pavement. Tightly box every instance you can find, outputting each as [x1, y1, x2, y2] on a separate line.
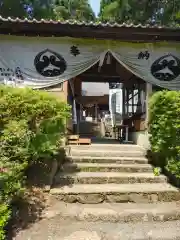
[14, 217, 180, 240]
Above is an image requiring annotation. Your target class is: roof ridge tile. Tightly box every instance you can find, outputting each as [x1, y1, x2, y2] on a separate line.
[0, 15, 179, 30]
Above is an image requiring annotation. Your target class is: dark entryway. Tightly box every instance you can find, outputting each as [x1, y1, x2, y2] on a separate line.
[68, 52, 147, 143]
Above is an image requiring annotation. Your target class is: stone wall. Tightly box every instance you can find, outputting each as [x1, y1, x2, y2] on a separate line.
[130, 131, 150, 149]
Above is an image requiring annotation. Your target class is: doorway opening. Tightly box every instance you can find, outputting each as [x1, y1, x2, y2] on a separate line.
[68, 52, 147, 144]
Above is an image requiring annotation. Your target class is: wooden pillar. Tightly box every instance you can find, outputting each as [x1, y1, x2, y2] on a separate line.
[132, 88, 134, 114]
[74, 77, 82, 97]
[95, 104, 98, 122]
[126, 88, 129, 115]
[145, 83, 152, 130]
[122, 87, 125, 116]
[80, 104, 82, 122]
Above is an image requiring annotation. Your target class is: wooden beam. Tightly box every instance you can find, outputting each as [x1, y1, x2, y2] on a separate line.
[145, 83, 152, 130]
[1, 21, 180, 41]
[81, 74, 121, 78]
[80, 76, 121, 83]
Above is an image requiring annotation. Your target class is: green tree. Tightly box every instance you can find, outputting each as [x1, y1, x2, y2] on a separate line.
[0, 0, 54, 19]
[99, 0, 180, 25]
[0, 0, 95, 21]
[0, 0, 27, 18]
[53, 0, 95, 21]
[30, 0, 55, 19]
[99, 0, 131, 22]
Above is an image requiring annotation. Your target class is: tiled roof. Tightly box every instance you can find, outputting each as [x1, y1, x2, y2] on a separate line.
[1, 15, 180, 42]
[0, 15, 179, 30]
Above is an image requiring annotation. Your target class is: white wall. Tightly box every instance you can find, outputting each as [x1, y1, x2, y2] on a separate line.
[82, 82, 109, 96]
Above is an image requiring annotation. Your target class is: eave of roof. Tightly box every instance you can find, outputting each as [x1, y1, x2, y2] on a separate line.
[0, 16, 180, 42]
[0, 15, 179, 29]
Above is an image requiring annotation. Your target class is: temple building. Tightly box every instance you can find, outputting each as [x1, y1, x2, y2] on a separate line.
[0, 16, 180, 147]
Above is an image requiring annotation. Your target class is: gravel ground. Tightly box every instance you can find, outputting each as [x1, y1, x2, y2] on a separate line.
[14, 217, 180, 240]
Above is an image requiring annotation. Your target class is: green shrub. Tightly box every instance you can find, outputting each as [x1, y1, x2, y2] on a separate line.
[0, 86, 70, 161]
[0, 85, 70, 233]
[149, 90, 180, 178]
[0, 204, 11, 240]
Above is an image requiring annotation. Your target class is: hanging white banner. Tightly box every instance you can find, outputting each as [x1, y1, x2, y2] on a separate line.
[0, 37, 103, 89]
[109, 88, 124, 126]
[115, 89, 123, 114]
[112, 45, 180, 90]
[109, 89, 116, 127]
[1, 36, 180, 90]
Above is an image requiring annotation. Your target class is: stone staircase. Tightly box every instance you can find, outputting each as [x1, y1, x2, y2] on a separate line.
[50, 144, 180, 223]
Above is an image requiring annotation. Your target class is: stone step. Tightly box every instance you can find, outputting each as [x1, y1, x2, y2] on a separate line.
[45, 201, 180, 223]
[54, 172, 167, 185]
[70, 149, 145, 157]
[66, 156, 149, 164]
[50, 183, 180, 204]
[69, 144, 143, 151]
[61, 162, 153, 173]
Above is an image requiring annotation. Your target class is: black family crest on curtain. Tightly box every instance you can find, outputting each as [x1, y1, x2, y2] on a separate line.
[34, 49, 67, 77]
[151, 54, 180, 81]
